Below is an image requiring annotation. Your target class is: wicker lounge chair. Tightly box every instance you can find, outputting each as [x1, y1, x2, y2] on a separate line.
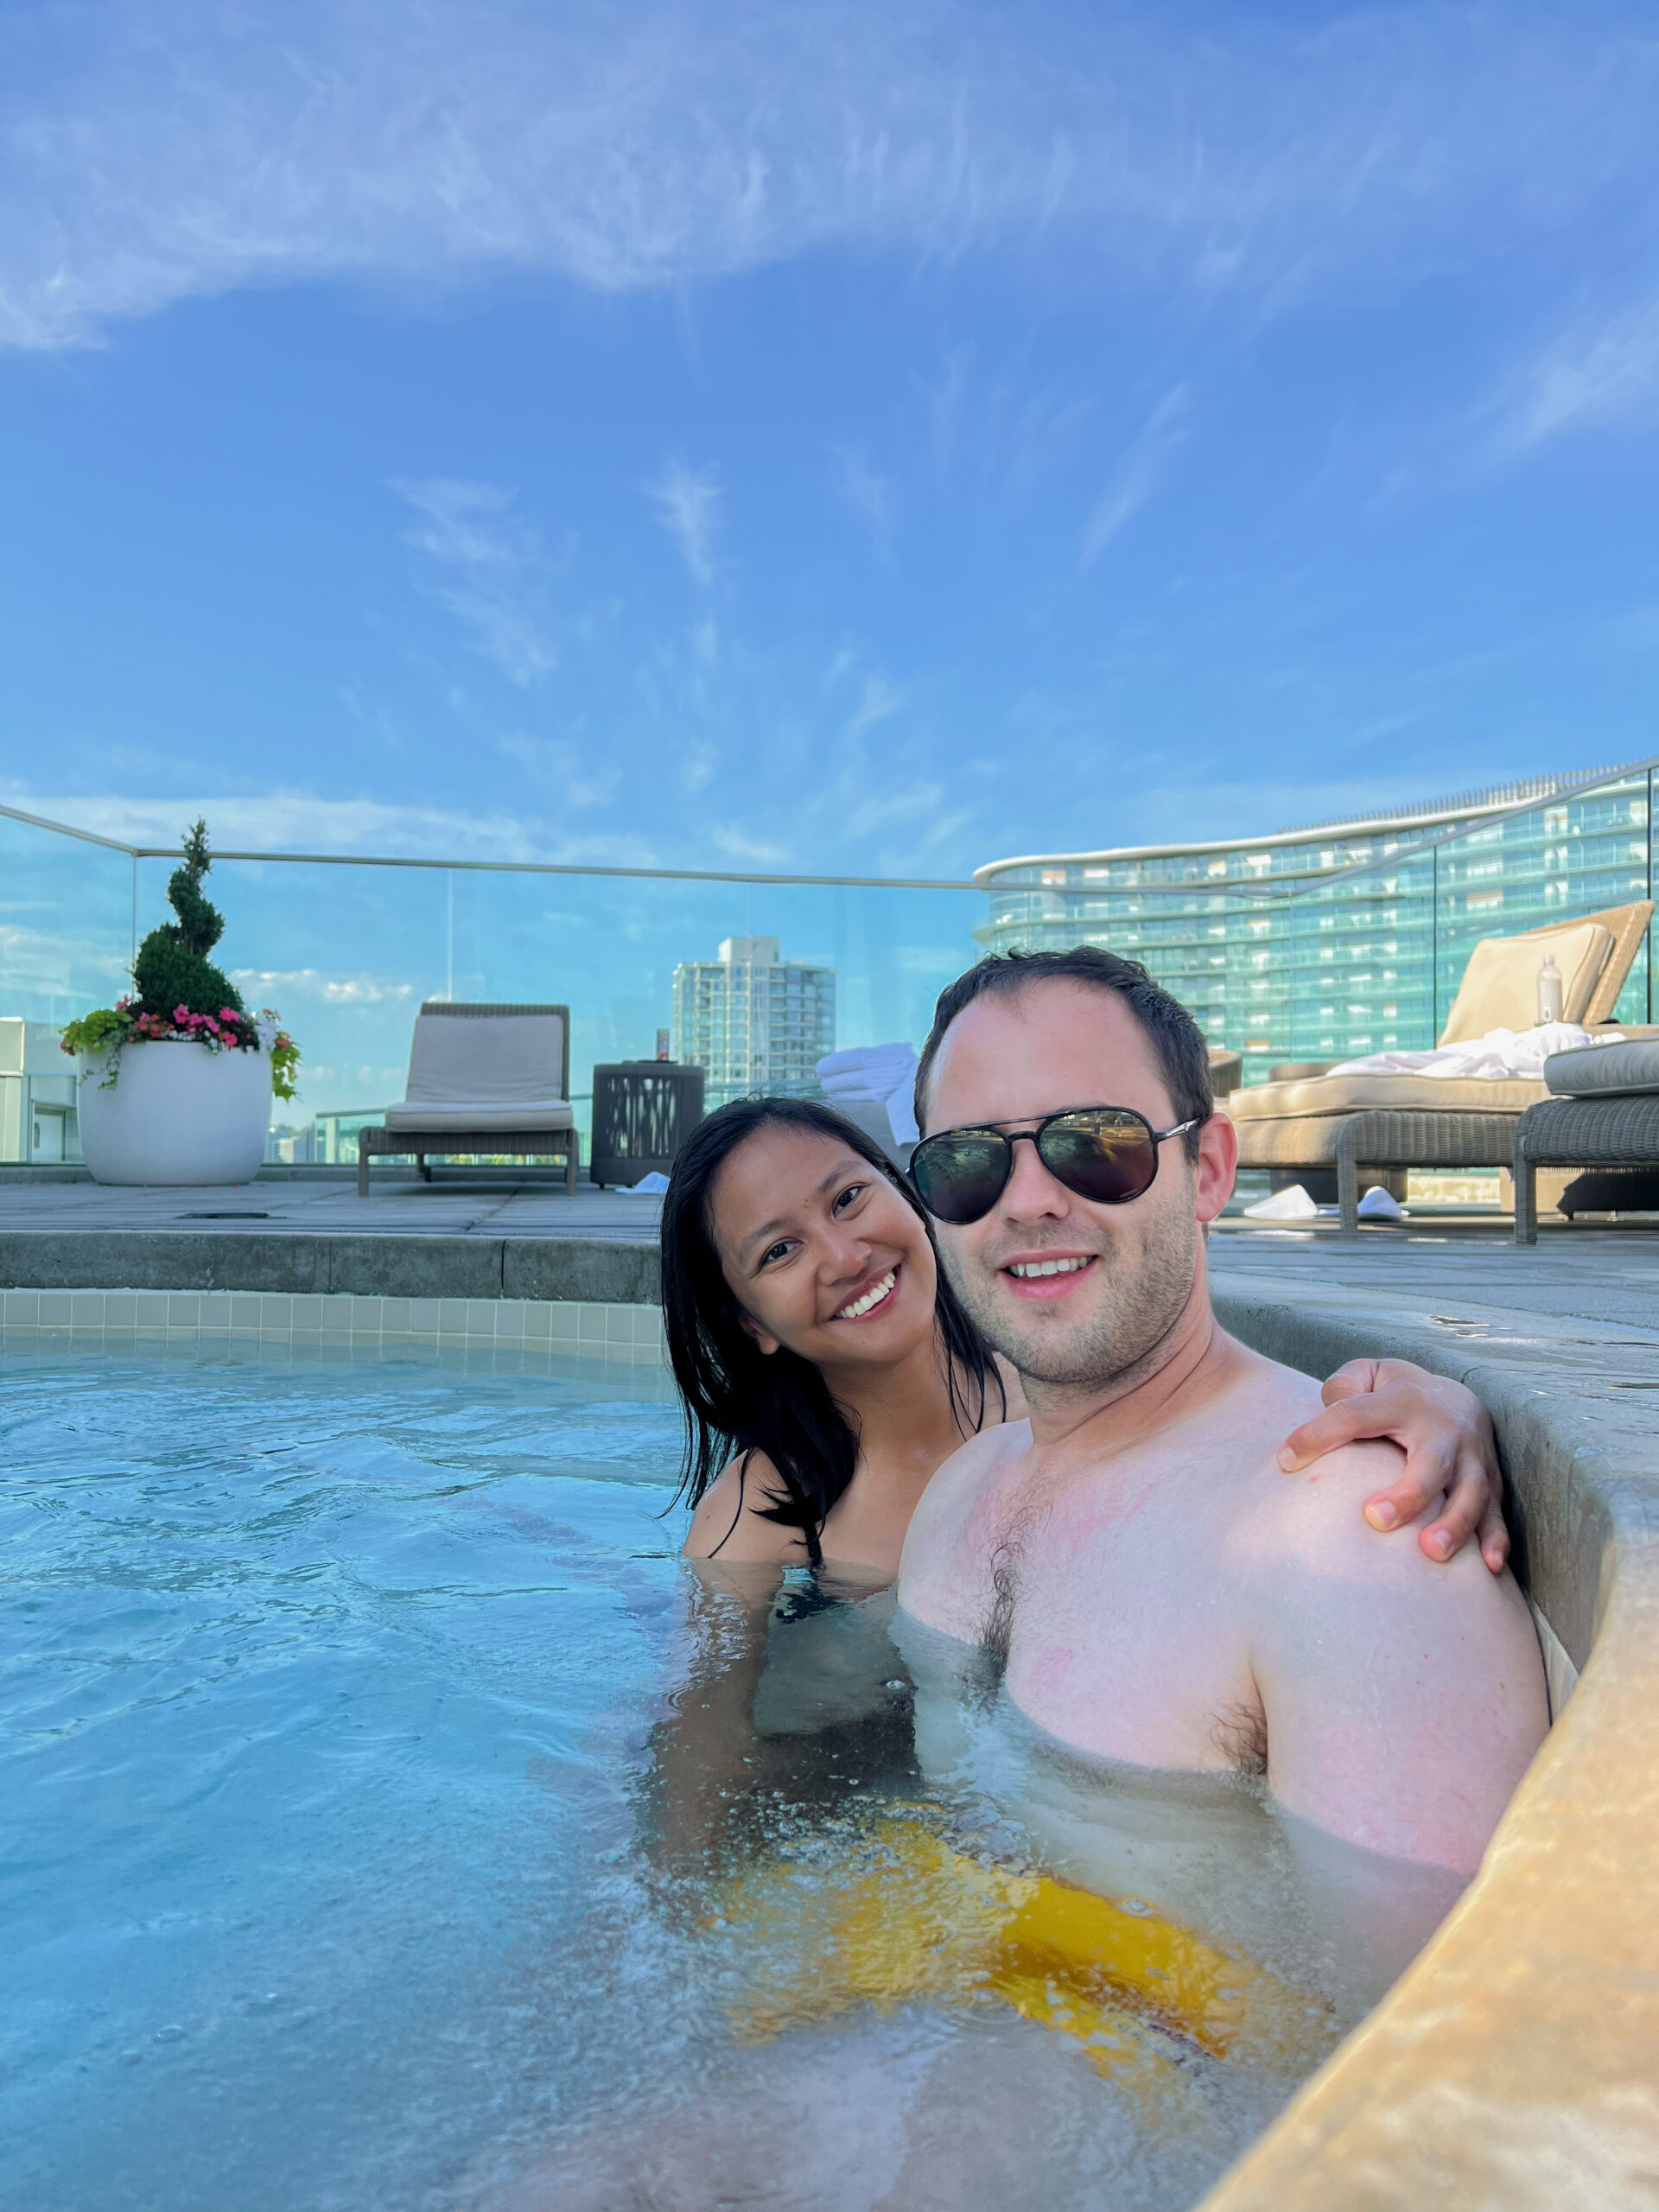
[357, 1001, 579, 1195]
[1231, 901, 1653, 1230]
[1514, 1033, 1659, 1243]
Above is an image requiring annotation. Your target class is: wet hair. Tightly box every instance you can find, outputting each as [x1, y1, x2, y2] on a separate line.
[662, 1096, 1004, 1562]
[913, 945, 1212, 1160]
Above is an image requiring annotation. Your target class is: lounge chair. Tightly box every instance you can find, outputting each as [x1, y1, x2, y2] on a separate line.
[357, 1001, 579, 1196]
[1230, 901, 1654, 1230]
[1514, 1033, 1659, 1243]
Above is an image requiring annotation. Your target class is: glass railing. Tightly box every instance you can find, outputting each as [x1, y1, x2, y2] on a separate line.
[0, 804, 983, 1159]
[3, 760, 1651, 1165]
[976, 761, 1655, 1077]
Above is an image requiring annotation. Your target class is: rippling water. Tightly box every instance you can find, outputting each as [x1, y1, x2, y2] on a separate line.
[3, 1341, 1439, 2212]
[3, 1342, 689, 2211]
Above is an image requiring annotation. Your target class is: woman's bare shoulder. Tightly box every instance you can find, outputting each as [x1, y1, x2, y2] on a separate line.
[683, 1451, 809, 1564]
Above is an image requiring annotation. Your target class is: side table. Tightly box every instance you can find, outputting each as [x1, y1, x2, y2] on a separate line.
[590, 1063, 706, 1189]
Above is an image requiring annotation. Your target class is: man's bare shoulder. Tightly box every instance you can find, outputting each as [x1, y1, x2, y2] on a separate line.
[896, 1418, 1030, 1629]
[684, 1452, 807, 1565]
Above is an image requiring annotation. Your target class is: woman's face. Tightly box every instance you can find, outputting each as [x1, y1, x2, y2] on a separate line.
[706, 1124, 939, 1374]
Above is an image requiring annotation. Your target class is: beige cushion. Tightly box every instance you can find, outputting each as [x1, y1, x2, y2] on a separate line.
[1230, 1071, 1548, 1121]
[400, 1008, 565, 1106]
[385, 1100, 574, 1132]
[1439, 922, 1613, 1045]
[1544, 1038, 1659, 1098]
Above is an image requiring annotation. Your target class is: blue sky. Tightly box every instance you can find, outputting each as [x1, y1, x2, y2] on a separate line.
[3, 0, 1658, 887]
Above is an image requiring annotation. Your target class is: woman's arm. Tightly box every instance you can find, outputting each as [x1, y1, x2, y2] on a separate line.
[642, 1557, 781, 1873]
[1277, 1359, 1507, 1573]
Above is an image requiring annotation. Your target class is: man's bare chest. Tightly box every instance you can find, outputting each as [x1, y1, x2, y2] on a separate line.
[958, 1489, 1265, 1775]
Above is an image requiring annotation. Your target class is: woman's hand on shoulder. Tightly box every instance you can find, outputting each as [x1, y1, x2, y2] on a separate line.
[683, 1452, 806, 1564]
[1276, 1358, 1507, 1573]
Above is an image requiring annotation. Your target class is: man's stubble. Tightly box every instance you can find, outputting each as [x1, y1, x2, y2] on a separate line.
[939, 1197, 1199, 1394]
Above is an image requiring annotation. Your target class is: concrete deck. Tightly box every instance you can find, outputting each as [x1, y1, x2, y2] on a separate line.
[0, 1166, 664, 1240]
[0, 1169, 664, 1301]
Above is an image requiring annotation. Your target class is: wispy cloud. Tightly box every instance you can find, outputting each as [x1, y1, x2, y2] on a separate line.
[712, 823, 789, 865]
[646, 460, 721, 586]
[1489, 296, 1659, 454]
[846, 674, 902, 740]
[3, 789, 661, 867]
[397, 478, 561, 683]
[830, 442, 892, 549]
[494, 732, 617, 808]
[1081, 385, 1190, 563]
[3, 4, 1656, 352]
[226, 967, 418, 1006]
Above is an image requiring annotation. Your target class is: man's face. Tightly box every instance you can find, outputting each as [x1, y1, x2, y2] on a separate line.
[921, 980, 1236, 1389]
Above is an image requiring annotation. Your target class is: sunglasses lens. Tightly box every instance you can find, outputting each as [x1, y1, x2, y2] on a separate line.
[911, 1134, 1010, 1224]
[1038, 1110, 1158, 1204]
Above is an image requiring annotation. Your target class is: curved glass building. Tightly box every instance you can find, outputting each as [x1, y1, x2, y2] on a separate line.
[976, 760, 1656, 1083]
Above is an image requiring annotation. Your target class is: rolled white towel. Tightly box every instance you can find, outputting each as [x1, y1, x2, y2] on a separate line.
[817, 1043, 919, 1147]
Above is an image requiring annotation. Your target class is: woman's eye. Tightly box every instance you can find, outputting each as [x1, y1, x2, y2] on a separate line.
[833, 1182, 866, 1214]
[760, 1241, 792, 1268]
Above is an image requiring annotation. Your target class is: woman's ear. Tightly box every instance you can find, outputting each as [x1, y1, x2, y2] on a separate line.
[737, 1308, 782, 1357]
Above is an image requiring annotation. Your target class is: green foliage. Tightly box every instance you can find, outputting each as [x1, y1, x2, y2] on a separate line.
[268, 1025, 302, 1102]
[60, 1007, 132, 1065]
[131, 817, 245, 1020]
[60, 823, 302, 1097]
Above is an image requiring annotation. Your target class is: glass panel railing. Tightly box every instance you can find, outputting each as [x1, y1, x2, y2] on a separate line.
[5, 762, 1652, 1160]
[0, 810, 134, 1024]
[975, 762, 1655, 1078]
[121, 853, 985, 1147]
[0, 812, 135, 1162]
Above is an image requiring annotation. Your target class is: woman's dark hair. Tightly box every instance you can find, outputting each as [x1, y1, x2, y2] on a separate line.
[662, 1096, 1004, 1565]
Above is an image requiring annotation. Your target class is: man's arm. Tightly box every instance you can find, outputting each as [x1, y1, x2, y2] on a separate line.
[1251, 1443, 1548, 1873]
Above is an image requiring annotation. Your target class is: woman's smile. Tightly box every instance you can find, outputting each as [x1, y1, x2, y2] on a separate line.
[831, 1265, 900, 1323]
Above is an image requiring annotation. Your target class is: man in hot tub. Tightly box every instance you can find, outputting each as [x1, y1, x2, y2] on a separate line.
[898, 946, 1548, 1881]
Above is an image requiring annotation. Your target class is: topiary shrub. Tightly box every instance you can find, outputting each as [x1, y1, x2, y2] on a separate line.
[61, 821, 301, 1099]
[131, 818, 245, 1020]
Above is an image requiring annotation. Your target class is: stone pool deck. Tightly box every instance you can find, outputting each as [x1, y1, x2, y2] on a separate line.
[0, 1167, 664, 1301]
[1, 1171, 1656, 2209]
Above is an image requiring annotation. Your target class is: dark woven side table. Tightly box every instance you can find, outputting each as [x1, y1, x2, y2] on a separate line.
[590, 1063, 706, 1189]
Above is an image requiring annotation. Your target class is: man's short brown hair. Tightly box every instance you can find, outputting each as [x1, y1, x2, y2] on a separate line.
[914, 945, 1212, 1157]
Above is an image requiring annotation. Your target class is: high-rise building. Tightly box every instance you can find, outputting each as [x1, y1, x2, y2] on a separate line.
[974, 761, 1654, 1082]
[671, 936, 836, 1105]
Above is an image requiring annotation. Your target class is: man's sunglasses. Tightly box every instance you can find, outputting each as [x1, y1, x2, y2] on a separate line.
[909, 1105, 1201, 1226]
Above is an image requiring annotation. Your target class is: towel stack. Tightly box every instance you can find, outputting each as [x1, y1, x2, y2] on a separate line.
[816, 1044, 920, 1147]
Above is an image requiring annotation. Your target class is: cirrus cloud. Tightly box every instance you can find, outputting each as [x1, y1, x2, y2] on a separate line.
[3, 2, 1657, 353]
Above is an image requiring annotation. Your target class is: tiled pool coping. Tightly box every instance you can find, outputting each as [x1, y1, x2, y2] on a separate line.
[0, 1287, 665, 1364]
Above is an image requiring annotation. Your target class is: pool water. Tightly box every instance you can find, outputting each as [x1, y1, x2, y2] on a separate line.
[3, 1343, 1452, 2212]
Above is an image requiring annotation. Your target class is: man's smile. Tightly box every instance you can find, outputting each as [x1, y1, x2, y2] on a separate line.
[1001, 1253, 1099, 1298]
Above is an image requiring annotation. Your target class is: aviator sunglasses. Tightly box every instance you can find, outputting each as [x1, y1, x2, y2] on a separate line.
[909, 1105, 1201, 1226]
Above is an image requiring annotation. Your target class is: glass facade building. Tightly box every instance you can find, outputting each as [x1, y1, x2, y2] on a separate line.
[975, 761, 1656, 1083]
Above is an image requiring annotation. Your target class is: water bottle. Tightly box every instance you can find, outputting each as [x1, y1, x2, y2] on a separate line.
[1536, 951, 1563, 1026]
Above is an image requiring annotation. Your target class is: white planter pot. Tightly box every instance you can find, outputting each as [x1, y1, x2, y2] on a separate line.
[78, 1039, 271, 1186]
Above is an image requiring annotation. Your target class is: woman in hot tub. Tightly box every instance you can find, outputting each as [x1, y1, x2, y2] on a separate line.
[665, 1096, 1505, 1582]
